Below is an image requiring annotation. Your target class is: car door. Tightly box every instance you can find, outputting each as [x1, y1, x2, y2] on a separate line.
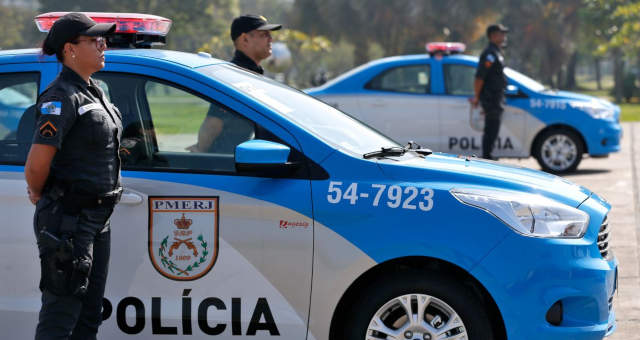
[439, 62, 526, 157]
[88, 67, 313, 339]
[0, 61, 68, 338]
[354, 63, 439, 148]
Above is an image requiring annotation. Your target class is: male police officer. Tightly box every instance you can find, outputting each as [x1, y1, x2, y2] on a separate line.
[188, 15, 281, 153]
[230, 14, 282, 74]
[472, 24, 508, 160]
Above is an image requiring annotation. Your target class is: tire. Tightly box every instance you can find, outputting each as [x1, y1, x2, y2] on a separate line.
[340, 270, 494, 340]
[533, 128, 583, 174]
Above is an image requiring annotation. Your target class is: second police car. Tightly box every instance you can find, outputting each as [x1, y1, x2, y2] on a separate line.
[0, 13, 616, 340]
[306, 43, 622, 174]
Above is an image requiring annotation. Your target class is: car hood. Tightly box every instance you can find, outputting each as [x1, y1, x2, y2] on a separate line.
[543, 90, 617, 109]
[377, 153, 591, 208]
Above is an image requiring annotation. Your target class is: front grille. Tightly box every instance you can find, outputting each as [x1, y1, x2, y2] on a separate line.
[598, 216, 610, 259]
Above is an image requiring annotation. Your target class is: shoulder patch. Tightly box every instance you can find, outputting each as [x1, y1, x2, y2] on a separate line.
[39, 120, 58, 138]
[486, 54, 496, 63]
[40, 101, 62, 115]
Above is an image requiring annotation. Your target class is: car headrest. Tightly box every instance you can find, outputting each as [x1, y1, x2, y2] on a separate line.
[17, 104, 37, 143]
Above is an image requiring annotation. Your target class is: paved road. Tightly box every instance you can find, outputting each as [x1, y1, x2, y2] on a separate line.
[502, 122, 638, 339]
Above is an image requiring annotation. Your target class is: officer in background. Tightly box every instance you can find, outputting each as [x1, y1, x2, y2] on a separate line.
[471, 24, 508, 160]
[188, 14, 281, 153]
[230, 14, 282, 74]
[24, 13, 122, 339]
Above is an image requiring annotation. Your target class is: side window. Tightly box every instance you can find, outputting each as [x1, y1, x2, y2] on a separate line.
[95, 72, 257, 173]
[0, 72, 39, 164]
[365, 65, 430, 94]
[444, 64, 475, 96]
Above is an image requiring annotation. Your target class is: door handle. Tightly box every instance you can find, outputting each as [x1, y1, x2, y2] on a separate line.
[119, 191, 143, 205]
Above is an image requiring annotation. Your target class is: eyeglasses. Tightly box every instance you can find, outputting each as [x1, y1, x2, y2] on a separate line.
[73, 37, 106, 49]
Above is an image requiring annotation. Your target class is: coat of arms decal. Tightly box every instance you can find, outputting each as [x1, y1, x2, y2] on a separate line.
[149, 197, 219, 281]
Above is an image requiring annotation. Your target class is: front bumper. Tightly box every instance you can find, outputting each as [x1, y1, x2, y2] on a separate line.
[585, 120, 622, 156]
[471, 211, 617, 340]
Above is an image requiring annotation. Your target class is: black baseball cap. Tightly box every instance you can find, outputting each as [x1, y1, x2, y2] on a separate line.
[43, 12, 116, 54]
[486, 24, 509, 37]
[230, 14, 282, 41]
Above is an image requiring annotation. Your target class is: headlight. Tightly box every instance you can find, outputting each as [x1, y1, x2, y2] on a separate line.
[451, 188, 589, 238]
[569, 101, 615, 120]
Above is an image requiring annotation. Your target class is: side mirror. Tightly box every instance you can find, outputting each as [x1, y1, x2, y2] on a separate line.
[505, 84, 520, 97]
[235, 140, 299, 176]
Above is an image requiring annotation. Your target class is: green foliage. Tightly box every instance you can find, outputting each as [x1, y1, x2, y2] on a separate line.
[0, 5, 39, 49]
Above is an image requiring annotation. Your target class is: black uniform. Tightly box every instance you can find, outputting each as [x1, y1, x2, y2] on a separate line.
[475, 42, 506, 159]
[33, 65, 123, 340]
[230, 50, 264, 74]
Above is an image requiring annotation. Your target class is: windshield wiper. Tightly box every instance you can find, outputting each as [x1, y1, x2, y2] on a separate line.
[405, 141, 433, 156]
[363, 141, 433, 159]
[363, 146, 406, 159]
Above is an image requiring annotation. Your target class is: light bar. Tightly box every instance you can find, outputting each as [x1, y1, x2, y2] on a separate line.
[35, 12, 172, 36]
[426, 42, 466, 55]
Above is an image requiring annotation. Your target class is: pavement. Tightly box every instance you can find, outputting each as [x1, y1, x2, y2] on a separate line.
[502, 122, 638, 339]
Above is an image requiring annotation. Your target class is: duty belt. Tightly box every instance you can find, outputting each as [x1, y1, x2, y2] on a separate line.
[45, 180, 122, 212]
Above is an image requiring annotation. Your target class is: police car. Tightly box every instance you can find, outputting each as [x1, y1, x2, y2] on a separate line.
[306, 42, 622, 174]
[0, 13, 617, 340]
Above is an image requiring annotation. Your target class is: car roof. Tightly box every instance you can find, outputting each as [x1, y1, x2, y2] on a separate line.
[0, 48, 227, 69]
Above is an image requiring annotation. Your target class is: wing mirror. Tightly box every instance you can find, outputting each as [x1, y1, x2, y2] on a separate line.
[235, 140, 299, 176]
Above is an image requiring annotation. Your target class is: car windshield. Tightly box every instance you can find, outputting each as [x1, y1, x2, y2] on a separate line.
[504, 67, 545, 92]
[199, 64, 400, 155]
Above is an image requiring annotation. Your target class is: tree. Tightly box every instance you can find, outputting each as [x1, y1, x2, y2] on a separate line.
[0, 4, 39, 49]
[290, 0, 495, 66]
[500, 0, 581, 88]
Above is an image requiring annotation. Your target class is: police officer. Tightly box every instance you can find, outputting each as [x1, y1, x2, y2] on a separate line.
[24, 13, 122, 340]
[187, 14, 282, 153]
[472, 24, 508, 160]
[230, 14, 282, 74]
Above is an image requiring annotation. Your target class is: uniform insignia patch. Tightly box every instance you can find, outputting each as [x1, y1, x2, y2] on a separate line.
[486, 54, 495, 63]
[39, 121, 57, 138]
[149, 197, 219, 281]
[40, 101, 61, 115]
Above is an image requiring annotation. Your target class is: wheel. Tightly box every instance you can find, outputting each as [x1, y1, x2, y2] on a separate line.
[340, 271, 494, 340]
[533, 128, 583, 174]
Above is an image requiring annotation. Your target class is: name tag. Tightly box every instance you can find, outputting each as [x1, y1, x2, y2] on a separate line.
[78, 103, 103, 115]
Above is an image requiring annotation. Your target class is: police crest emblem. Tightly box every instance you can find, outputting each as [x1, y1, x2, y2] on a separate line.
[149, 197, 219, 281]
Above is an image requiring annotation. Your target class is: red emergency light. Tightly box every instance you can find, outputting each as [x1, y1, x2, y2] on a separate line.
[426, 42, 466, 55]
[35, 12, 172, 36]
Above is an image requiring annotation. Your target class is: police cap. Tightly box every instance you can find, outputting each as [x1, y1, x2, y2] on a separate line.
[43, 12, 116, 55]
[231, 14, 282, 41]
[486, 24, 509, 37]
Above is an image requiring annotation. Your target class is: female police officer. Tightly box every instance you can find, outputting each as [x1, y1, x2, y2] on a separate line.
[24, 13, 122, 340]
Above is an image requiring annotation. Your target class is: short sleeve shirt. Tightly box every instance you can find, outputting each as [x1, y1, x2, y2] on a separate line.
[205, 104, 254, 154]
[33, 66, 123, 194]
[475, 43, 506, 104]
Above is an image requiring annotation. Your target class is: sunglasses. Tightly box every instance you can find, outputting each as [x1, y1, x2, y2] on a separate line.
[73, 37, 106, 49]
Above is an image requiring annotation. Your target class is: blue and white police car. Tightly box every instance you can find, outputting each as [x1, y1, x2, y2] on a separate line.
[0, 14, 617, 340]
[306, 42, 622, 174]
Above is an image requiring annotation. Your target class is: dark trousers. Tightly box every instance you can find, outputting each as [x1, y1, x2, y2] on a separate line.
[481, 104, 503, 159]
[33, 195, 113, 340]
